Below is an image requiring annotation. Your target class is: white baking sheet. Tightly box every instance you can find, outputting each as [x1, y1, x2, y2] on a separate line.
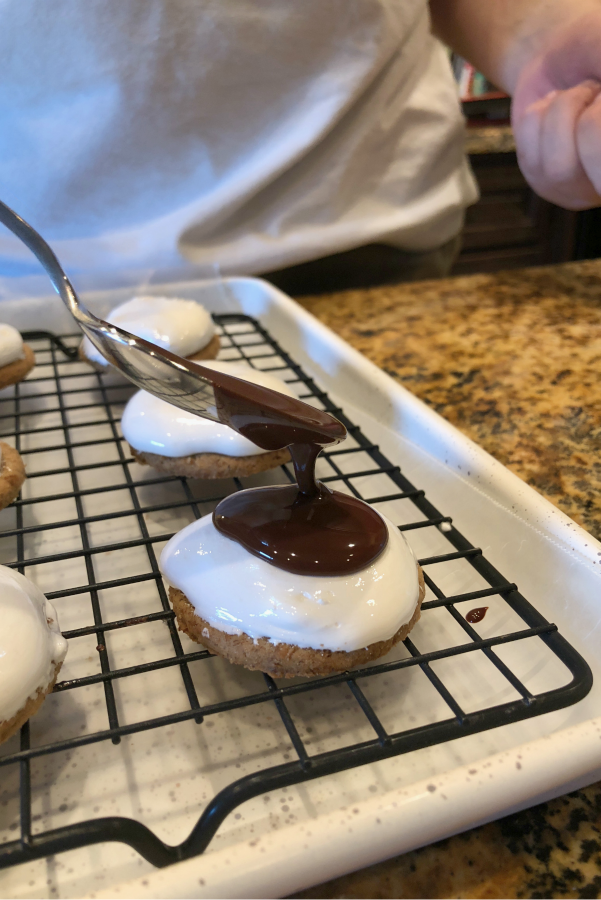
[0, 277, 600, 900]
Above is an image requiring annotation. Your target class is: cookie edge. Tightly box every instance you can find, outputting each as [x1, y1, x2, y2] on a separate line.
[0, 660, 63, 745]
[0, 343, 35, 389]
[0, 441, 26, 511]
[130, 444, 291, 479]
[169, 567, 425, 678]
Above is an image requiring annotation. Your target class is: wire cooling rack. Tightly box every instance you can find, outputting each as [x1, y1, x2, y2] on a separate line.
[0, 316, 593, 873]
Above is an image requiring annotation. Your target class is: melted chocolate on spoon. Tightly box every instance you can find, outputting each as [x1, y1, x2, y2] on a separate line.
[203, 369, 389, 576]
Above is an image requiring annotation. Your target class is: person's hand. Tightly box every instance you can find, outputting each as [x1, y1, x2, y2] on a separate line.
[511, 10, 601, 210]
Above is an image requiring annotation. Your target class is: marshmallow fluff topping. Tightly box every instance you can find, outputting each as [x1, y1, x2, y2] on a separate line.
[83, 295, 216, 367]
[0, 566, 68, 724]
[121, 359, 298, 458]
[0, 324, 25, 368]
[160, 513, 420, 652]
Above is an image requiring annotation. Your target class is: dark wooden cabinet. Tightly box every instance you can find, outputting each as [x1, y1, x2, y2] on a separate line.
[452, 152, 579, 274]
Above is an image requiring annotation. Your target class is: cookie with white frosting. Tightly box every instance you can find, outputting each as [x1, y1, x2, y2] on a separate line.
[0, 566, 68, 744]
[160, 513, 424, 678]
[122, 359, 293, 479]
[80, 295, 219, 371]
[0, 324, 35, 389]
[0, 441, 26, 511]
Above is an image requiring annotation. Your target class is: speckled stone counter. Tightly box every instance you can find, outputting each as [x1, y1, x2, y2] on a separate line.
[301, 260, 601, 542]
[291, 259, 601, 900]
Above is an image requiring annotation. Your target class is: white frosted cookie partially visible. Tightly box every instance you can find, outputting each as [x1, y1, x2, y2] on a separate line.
[81, 295, 219, 369]
[0, 440, 26, 510]
[0, 323, 24, 367]
[0, 566, 68, 744]
[160, 512, 425, 678]
[0, 326, 30, 505]
[0, 323, 35, 388]
[122, 359, 296, 479]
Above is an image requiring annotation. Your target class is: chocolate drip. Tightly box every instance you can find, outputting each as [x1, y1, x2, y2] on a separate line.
[200, 365, 388, 575]
[466, 606, 488, 623]
[288, 442, 322, 496]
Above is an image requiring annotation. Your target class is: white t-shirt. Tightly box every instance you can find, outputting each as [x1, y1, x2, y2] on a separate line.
[0, 0, 477, 280]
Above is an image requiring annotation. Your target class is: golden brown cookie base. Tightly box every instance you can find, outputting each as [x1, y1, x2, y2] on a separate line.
[186, 333, 221, 361]
[0, 661, 62, 745]
[0, 343, 35, 389]
[79, 332, 220, 371]
[0, 441, 26, 511]
[130, 444, 291, 479]
[169, 567, 425, 678]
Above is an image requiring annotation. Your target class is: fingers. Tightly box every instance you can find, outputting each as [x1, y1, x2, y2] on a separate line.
[514, 89, 558, 177]
[577, 91, 601, 196]
[514, 80, 601, 209]
[540, 81, 601, 182]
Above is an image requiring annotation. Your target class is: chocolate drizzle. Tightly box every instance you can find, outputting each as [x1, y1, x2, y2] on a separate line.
[466, 606, 488, 623]
[213, 479, 388, 576]
[204, 366, 389, 575]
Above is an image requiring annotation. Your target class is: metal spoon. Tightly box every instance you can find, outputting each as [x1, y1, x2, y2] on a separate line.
[0, 199, 233, 423]
[0, 199, 346, 454]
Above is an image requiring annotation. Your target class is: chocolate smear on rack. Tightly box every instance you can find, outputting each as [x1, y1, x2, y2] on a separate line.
[466, 607, 488, 623]
[186, 363, 390, 576]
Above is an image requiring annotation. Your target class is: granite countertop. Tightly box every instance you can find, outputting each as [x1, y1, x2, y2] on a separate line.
[292, 259, 601, 899]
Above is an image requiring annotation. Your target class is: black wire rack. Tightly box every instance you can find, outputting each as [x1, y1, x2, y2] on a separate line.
[0, 315, 593, 873]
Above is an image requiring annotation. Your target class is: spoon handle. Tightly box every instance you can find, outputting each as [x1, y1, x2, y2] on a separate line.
[0, 199, 222, 422]
[0, 199, 85, 322]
